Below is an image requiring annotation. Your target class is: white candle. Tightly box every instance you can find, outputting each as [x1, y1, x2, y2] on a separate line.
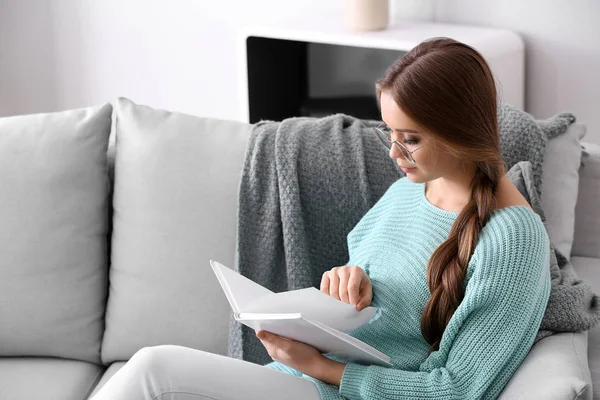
[345, 0, 389, 31]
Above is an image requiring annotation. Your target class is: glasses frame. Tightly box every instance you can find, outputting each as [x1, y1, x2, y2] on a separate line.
[373, 122, 423, 165]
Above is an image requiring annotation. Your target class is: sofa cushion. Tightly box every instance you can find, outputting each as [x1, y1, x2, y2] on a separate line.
[0, 357, 105, 400]
[570, 256, 600, 399]
[498, 331, 591, 400]
[542, 123, 586, 259]
[101, 98, 252, 364]
[0, 104, 112, 364]
[87, 362, 126, 399]
[572, 142, 600, 259]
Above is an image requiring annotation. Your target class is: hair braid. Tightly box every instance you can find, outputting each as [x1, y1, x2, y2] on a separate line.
[420, 163, 502, 352]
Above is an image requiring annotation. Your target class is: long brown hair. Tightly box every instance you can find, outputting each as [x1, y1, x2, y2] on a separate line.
[376, 38, 505, 353]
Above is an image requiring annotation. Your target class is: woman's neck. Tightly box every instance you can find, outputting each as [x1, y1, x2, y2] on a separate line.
[425, 171, 475, 213]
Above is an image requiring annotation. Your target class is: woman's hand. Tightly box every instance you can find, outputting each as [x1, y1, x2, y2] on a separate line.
[320, 266, 372, 311]
[256, 330, 346, 386]
[257, 330, 321, 372]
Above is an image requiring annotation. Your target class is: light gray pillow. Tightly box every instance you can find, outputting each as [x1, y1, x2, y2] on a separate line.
[101, 98, 252, 364]
[0, 104, 112, 364]
[541, 123, 587, 259]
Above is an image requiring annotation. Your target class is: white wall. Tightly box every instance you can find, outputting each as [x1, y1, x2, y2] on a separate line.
[434, 0, 600, 143]
[0, 0, 58, 116]
[1, 0, 599, 142]
[0, 0, 345, 118]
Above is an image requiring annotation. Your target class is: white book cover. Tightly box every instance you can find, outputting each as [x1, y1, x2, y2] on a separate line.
[210, 260, 392, 367]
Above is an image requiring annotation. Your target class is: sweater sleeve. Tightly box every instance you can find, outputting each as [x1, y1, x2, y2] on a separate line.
[264, 361, 303, 376]
[338, 210, 552, 400]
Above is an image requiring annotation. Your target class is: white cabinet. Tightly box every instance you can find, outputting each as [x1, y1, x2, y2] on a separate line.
[239, 17, 524, 123]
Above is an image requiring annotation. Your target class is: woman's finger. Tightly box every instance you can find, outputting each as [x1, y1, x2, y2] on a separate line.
[356, 283, 373, 311]
[356, 297, 368, 311]
[338, 268, 350, 303]
[320, 271, 331, 295]
[257, 331, 280, 360]
[256, 330, 267, 340]
[347, 268, 362, 306]
[329, 267, 340, 300]
[257, 330, 287, 342]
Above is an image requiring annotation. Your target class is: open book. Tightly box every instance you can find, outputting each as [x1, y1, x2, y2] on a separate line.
[210, 260, 392, 367]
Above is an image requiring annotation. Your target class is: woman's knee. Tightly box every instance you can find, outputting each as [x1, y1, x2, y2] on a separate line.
[129, 345, 187, 375]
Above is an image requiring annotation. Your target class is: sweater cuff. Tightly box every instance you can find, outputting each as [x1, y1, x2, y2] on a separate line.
[264, 361, 302, 376]
[339, 363, 369, 399]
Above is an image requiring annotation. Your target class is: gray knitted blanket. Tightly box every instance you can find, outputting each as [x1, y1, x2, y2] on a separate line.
[228, 105, 600, 365]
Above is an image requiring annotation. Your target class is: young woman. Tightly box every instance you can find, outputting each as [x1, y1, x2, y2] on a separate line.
[92, 38, 551, 400]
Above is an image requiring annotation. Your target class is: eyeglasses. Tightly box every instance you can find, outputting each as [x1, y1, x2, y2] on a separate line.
[373, 122, 423, 165]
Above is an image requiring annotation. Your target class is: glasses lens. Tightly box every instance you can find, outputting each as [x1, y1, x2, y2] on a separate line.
[374, 127, 392, 149]
[393, 142, 416, 164]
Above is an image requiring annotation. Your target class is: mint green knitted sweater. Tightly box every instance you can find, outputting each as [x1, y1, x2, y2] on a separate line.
[267, 177, 551, 400]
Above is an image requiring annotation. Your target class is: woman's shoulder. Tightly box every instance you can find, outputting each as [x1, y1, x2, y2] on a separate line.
[484, 206, 547, 245]
[493, 174, 533, 210]
[478, 173, 548, 250]
[474, 206, 550, 270]
[467, 206, 551, 303]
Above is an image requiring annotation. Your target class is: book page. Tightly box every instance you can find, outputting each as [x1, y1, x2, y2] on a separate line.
[236, 313, 391, 367]
[210, 260, 274, 314]
[243, 287, 377, 332]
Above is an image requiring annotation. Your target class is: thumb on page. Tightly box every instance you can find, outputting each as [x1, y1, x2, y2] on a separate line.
[355, 297, 369, 311]
[355, 288, 373, 311]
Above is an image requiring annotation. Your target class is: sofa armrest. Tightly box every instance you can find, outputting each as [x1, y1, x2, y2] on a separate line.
[498, 331, 591, 400]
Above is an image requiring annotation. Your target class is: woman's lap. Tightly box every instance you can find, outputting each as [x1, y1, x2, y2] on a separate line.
[90, 345, 321, 400]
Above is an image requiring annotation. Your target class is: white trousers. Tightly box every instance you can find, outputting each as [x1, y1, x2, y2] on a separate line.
[90, 345, 321, 400]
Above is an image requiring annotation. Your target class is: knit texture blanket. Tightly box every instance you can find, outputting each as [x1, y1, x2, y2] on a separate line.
[228, 104, 600, 365]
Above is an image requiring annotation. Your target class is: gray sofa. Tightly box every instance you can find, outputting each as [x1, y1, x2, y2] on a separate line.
[0, 98, 599, 400]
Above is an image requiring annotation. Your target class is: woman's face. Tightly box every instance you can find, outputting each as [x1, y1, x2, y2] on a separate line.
[379, 91, 459, 183]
